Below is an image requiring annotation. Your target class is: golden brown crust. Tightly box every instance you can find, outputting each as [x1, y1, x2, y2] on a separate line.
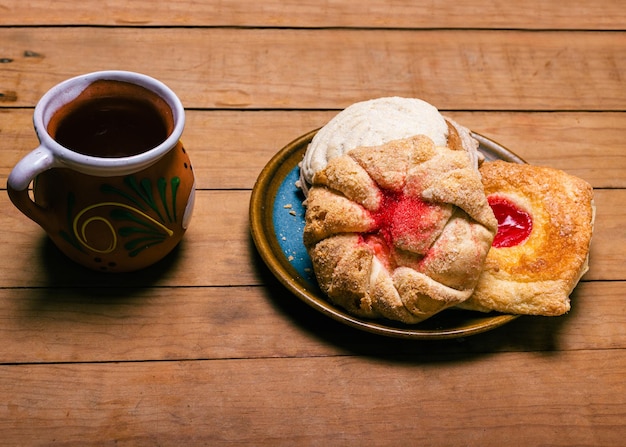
[304, 136, 497, 324]
[459, 161, 594, 316]
[445, 119, 463, 151]
[444, 117, 483, 169]
[303, 187, 376, 248]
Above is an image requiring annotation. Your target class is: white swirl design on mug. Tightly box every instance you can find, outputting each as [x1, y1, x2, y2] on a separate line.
[73, 202, 174, 254]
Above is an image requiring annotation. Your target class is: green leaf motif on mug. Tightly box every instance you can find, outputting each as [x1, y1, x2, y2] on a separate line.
[60, 175, 181, 258]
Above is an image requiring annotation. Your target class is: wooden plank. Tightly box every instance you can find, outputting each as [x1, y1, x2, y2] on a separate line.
[0, 190, 259, 287]
[0, 281, 623, 364]
[2, 110, 625, 190]
[0, 350, 624, 445]
[1, 28, 624, 111]
[0, 189, 621, 287]
[2, 0, 625, 30]
[0, 285, 344, 364]
[450, 111, 626, 188]
[590, 189, 626, 281]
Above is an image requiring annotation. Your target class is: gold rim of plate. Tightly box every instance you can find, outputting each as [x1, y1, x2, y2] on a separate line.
[250, 129, 524, 340]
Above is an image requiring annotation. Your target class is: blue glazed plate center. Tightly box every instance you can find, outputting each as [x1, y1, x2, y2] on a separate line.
[271, 166, 315, 286]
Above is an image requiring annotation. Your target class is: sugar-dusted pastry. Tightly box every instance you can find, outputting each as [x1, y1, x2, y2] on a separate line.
[298, 97, 482, 195]
[303, 135, 497, 324]
[459, 161, 595, 316]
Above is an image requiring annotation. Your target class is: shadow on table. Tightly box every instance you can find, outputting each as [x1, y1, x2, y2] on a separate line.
[252, 247, 574, 362]
[11, 236, 188, 336]
[34, 235, 185, 288]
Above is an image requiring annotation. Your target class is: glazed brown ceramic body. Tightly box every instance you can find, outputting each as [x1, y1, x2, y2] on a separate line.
[29, 142, 194, 272]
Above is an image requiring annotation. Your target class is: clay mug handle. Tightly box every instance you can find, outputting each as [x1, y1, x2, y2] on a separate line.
[7, 145, 59, 231]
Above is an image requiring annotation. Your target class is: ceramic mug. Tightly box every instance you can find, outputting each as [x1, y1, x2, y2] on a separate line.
[7, 71, 195, 272]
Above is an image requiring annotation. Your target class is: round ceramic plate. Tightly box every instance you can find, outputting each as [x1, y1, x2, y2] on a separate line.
[250, 129, 525, 339]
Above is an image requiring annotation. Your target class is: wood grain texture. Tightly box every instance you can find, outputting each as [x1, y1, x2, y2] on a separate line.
[2, 0, 625, 30]
[1, 28, 624, 110]
[1, 109, 625, 189]
[0, 191, 258, 287]
[1, 351, 624, 445]
[0, 189, 619, 287]
[1, 2, 623, 445]
[0, 281, 623, 364]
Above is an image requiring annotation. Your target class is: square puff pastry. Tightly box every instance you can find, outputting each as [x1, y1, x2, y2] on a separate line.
[459, 161, 595, 316]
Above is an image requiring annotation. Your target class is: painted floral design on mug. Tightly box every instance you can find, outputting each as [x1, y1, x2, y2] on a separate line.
[61, 173, 185, 258]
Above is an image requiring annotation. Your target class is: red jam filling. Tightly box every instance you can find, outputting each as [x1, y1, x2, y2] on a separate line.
[375, 190, 433, 244]
[360, 189, 443, 267]
[488, 195, 532, 248]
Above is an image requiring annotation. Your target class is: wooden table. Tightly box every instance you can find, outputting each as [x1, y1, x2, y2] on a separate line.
[1, 1, 624, 445]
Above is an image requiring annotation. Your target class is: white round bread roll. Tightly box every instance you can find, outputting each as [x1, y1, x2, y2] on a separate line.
[299, 97, 481, 195]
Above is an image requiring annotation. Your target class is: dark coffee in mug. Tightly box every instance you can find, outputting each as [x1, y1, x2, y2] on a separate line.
[47, 80, 172, 158]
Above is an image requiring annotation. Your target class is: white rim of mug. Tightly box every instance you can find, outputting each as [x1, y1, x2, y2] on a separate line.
[33, 70, 186, 176]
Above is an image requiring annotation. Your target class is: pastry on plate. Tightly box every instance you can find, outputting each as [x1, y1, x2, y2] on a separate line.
[458, 160, 595, 316]
[303, 135, 497, 324]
